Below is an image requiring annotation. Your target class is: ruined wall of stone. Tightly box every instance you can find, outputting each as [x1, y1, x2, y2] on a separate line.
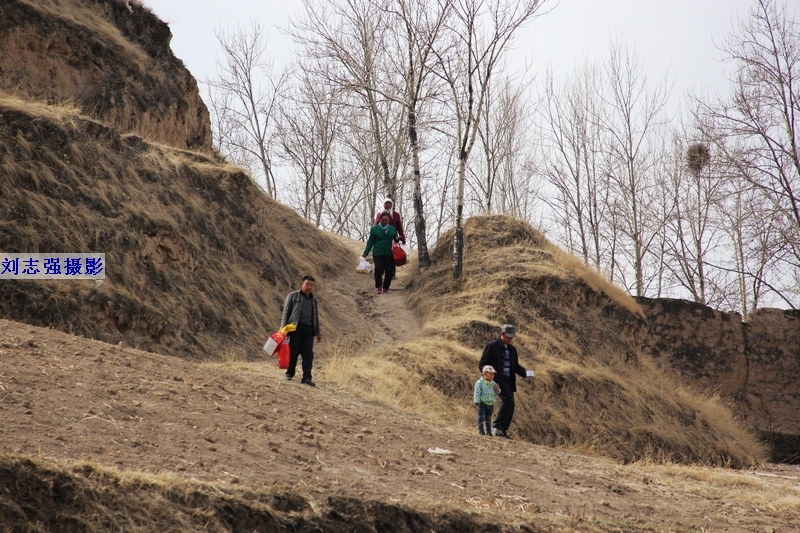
[744, 309, 800, 433]
[637, 298, 800, 435]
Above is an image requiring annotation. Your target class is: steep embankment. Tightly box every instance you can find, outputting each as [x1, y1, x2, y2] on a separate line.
[0, 94, 350, 359]
[327, 216, 766, 467]
[0, 0, 211, 151]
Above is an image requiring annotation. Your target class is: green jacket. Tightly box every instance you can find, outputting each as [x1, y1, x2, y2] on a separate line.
[363, 223, 398, 257]
[281, 290, 320, 336]
[474, 377, 500, 405]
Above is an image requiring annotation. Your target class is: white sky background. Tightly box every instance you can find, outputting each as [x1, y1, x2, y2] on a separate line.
[142, 0, 773, 104]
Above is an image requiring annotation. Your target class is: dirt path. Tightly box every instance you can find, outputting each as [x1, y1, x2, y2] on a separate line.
[322, 235, 420, 347]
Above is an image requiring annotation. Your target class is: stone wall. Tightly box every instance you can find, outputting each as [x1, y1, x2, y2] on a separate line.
[745, 309, 800, 434]
[638, 297, 800, 436]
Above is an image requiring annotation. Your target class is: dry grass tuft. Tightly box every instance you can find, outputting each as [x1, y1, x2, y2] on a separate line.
[323, 336, 475, 427]
[0, 91, 82, 121]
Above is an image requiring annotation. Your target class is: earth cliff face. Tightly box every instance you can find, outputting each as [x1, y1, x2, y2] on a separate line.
[637, 297, 800, 438]
[0, 97, 351, 360]
[0, 0, 212, 152]
[744, 309, 800, 434]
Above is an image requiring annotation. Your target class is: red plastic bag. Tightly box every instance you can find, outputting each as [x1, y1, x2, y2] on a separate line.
[262, 330, 286, 355]
[277, 340, 291, 369]
[263, 324, 296, 355]
[393, 242, 407, 267]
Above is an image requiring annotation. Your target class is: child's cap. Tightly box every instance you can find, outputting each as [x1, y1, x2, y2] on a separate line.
[482, 365, 496, 374]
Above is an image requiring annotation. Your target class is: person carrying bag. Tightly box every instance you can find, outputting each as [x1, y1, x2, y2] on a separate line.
[363, 210, 400, 294]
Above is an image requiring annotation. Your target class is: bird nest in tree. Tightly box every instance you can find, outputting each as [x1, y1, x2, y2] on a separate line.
[687, 143, 711, 173]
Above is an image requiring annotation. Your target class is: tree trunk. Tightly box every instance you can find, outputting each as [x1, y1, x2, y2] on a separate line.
[453, 155, 466, 279]
[409, 106, 430, 268]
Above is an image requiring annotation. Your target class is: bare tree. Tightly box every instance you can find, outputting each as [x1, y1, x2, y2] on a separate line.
[475, 74, 535, 215]
[291, 0, 407, 202]
[336, 109, 390, 238]
[387, 0, 451, 268]
[435, 0, 547, 279]
[207, 20, 287, 197]
[540, 61, 609, 270]
[600, 39, 671, 296]
[276, 63, 344, 227]
[703, 129, 798, 313]
[491, 79, 542, 221]
[695, 0, 800, 308]
[698, 0, 800, 307]
[660, 137, 725, 304]
[718, 182, 782, 317]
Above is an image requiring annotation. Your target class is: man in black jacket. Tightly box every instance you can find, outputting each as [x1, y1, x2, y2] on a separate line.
[477, 324, 529, 437]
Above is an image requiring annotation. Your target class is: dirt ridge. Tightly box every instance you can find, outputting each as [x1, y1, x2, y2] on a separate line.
[0, 0, 212, 151]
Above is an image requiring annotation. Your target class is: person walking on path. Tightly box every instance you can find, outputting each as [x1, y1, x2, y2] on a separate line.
[474, 365, 501, 436]
[363, 211, 400, 294]
[281, 275, 322, 386]
[477, 324, 530, 437]
[374, 197, 406, 245]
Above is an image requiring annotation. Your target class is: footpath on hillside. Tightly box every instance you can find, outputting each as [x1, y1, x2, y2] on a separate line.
[322, 235, 421, 348]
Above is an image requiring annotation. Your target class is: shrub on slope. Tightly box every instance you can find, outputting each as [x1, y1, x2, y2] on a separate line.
[0, 95, 350, 359]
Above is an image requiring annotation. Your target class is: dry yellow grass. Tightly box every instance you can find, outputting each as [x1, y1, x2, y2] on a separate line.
[0, 91, 82, 122]
[322, 336, 475, 427]
[17, 0, 152, 71]
[327, 214, 766, 467]
[624, 461, 800, 519]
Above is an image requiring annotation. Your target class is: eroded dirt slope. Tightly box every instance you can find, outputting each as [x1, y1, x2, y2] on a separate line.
[0, 0, 212, 151]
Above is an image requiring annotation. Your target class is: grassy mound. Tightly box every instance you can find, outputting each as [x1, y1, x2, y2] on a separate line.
[328, 215, 766, 467]
[0, 94, 350, 359]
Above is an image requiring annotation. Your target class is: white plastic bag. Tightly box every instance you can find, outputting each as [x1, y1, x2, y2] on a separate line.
[356, 257, 372, 274]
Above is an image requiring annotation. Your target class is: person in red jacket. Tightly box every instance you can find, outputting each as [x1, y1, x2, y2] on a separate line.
[374, 197, 406, 245]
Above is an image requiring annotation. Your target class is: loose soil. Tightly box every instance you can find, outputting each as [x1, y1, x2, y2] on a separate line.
[1, 261, 798, 531]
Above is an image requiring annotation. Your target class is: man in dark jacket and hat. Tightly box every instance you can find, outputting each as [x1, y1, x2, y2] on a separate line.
[477, 324, 531, 437]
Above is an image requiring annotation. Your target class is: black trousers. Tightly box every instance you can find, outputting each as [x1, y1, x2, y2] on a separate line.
[373, 254, 396, 291]
[493, 377, 515, 432]
[286, 323, 315, 382]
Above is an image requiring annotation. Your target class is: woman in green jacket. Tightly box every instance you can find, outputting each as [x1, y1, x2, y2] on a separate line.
[363, 210, 400, 293]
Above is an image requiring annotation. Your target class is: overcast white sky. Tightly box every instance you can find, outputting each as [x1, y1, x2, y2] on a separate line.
[141, 0, 788, 104]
